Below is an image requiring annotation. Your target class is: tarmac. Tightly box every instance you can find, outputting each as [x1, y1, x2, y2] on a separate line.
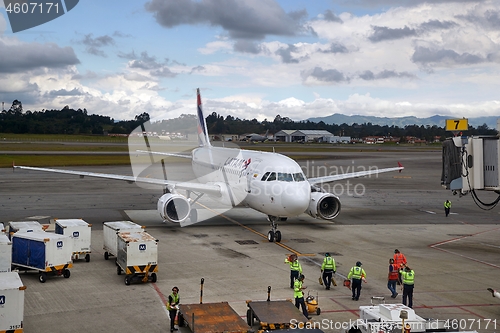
[1, 147, 499, 333]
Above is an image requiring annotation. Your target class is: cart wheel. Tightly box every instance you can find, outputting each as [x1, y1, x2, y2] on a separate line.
[39, 272, 47, 283]
[316, 307, 321, 315]
[85, 254, 90, 262]
[125, 276, 131, 286]
[117, 265, 122, 275]
[178, 313, 185, 327]
[246, 309, 254, 326]
[267, 231, 275, 242]
[104, 252, 109, 260]
[151, 273, 157, 283]
[275, 230, 282, 243]
[63, 269, 71, 278]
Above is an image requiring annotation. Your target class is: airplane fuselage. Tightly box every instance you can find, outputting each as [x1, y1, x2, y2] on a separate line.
[191, 146, 310, 217]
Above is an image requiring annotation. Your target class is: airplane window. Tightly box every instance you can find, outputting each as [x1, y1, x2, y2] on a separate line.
[267, 172, 276, 181]
[293, 173, 305, 182]
[261, 172, 270, 181]
[278, 173, 293, 182]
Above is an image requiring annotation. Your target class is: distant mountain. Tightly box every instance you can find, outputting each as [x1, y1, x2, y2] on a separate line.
[307, 114, 499, 129]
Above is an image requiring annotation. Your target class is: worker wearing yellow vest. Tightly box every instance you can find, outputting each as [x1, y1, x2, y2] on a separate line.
[285, 254, 302, 289]
[444, 200, 451, 217]
[294, 274, 311, 320]
[321, 253, 336, 290]
[167, 286, 180, 332]
[400, 265, 415, 308]
[347, 261, 366, 301]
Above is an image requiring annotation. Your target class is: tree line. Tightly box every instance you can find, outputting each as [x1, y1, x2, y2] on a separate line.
[1, 100, 497, 140]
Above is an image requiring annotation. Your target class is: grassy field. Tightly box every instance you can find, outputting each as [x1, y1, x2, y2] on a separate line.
[0, 133, 128, 143]
[1, 155, 131, 168]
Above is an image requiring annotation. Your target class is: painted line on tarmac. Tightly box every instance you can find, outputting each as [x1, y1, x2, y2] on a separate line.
[429, 226, 500, 269]
[151, 282, 170, 317]
[195, 202, 315, 257]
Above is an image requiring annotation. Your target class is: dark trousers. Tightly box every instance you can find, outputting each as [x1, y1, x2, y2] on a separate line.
[322, 270, 333, 288]
[445, 207, 450, 217]
[351, 278, 362, 300]
[295, 296, 309, 318]
[402, 284, 414, 308]
[387, 279, 397, 296]
[290, 270, 299, 288]
[168, 309, 177, 330]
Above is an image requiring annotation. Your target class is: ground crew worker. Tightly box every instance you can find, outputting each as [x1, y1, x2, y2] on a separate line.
[347, 261, 366, 301]
[393, 249, 407, 284]
[294, 274, 311, 319]
[444, 200, 451, 217]
[167, 286, 180, 332]
[387, 258, 399, 298]
[285, 254, 302, 289]
[400, 265, 415, 308]
[321, 252, 336, 290]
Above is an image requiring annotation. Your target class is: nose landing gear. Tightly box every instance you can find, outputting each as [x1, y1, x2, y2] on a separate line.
[267, 215, 285, 242]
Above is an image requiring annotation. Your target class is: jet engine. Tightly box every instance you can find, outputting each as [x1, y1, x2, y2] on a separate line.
[157, 193, 191, 223]
[307, 192, 341, 220]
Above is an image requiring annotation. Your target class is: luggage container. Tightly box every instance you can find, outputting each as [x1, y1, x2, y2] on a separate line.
[115, 230, 158, 285]
[54, 218, 92, 262]
[11, 232, 73, 283]
[103, 221, 144, 260]
[0, 272, 26, 333]
[7, 221, 45, 240]
[0, 233, 12, 272]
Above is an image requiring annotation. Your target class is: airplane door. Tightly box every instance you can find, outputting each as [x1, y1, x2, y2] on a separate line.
[245, 159, 262, 193]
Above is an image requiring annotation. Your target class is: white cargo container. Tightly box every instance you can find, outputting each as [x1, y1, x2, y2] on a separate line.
[11, 232, 73, 283]
[0, 272, 26, 332]
[0, 234, 12, 272]
[54, 219, 92, 262]
[0, 222, 4, 233]
[7, 221, 45, 240]
[102, 221, 144, 260]
[116, 231, 158, 285]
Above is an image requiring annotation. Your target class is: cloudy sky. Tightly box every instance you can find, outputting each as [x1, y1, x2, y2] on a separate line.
[1, 0, 500, 123]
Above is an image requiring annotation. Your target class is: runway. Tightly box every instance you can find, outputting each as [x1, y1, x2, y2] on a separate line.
[1, 148, 499, 332]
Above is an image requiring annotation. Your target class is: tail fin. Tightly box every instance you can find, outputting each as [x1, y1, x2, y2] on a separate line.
[196, 88, 211, 147]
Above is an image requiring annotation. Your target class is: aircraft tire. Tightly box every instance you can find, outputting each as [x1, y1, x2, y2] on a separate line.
[275, 230, 282, 243]
[267, 231, 275, 242]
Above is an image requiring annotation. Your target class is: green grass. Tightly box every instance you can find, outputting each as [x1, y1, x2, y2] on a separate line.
[0, 133, 128, 143]
[1, 155, 131, 168]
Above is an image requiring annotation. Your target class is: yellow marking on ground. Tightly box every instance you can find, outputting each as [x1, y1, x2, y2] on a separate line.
[195, 203, 315, 256]
[394, 176, 412, 178]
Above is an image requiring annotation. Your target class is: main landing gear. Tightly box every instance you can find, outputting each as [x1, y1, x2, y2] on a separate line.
[267, 215, 287, 243]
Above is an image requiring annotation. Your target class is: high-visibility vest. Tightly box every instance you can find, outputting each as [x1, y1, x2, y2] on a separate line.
[388, 264, 399, 280]
[348, 266, 365, 280]
[287, 260, 302, 272]
[401, 270, 415, 285]
[322, 257, 336, 271]
[444, 201, 451, 208]
[394, 253, 407, 266]
[167, 293, 179, 310]
[294, 279, 303, 298]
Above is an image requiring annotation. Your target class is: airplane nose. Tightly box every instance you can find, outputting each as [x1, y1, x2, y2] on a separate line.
[282, 184, 309, 215]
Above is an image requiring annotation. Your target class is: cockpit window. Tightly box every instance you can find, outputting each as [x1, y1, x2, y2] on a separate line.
[278, 172, 293, 182]
[267, 172, 276, 181]
[293, 173, 306, 182]
[261, 172, 270, 181]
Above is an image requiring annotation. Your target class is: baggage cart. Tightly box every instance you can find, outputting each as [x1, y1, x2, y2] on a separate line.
[102, 221, 144, 260]
[11, 232, 73, 283]
[246, 300, 309, 330]
[7, 221, 45, 240]
[115, 230, 158, 285]
[55, 218, 92, 262]
[0, 233, 12, 272]
[0, 272, 26, 333]
[178, 302, 251, 333]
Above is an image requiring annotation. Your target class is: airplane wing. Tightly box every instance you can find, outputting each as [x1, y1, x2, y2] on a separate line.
[308, 162, 403, 185]
[136, 150, 192, 159]
[13, 165, 222, 197]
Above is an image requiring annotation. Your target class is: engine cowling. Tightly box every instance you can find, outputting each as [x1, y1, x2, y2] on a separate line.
[157, 193, 191, 223]
[307, 192, 341, 220]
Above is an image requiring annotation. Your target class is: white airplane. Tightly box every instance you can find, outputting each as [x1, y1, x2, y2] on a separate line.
[14, 88, 403, 242]
[246, 129, 269, 142]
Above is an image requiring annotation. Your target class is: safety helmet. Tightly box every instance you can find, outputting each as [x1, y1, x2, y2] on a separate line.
[356, 261, 362, 267]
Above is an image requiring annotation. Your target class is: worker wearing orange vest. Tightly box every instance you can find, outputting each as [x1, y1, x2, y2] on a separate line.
[387, 258, 399, 298]
[393, 249, 407, 284]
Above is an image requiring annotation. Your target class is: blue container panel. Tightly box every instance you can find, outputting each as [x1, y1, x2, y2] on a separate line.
[12, 237, 46, 270]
